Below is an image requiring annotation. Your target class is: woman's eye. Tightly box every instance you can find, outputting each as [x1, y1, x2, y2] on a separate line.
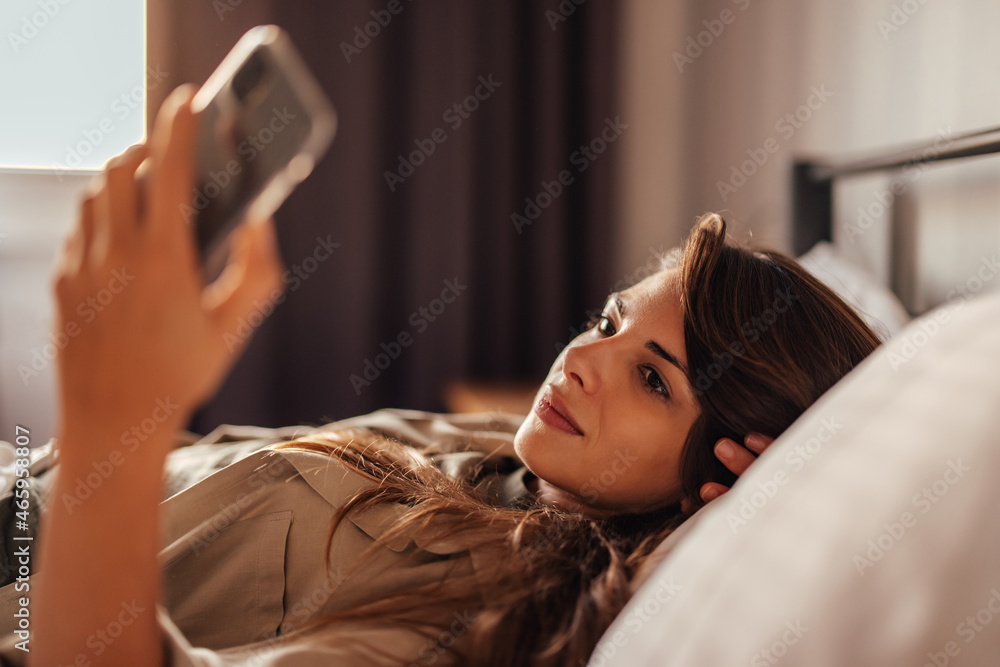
[596, 316, 616, 336]
[640, 365, 670, 400]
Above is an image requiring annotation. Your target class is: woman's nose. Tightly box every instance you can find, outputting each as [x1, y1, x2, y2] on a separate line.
[561, 338, 604, 395]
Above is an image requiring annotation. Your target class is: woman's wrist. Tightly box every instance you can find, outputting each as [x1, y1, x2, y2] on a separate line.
[55, 405, 189, 468]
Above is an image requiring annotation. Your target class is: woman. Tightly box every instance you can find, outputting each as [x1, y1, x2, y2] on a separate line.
[25, 88, 879, 666]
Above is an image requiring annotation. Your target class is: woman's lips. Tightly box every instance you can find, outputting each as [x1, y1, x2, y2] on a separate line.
[534, 389, 584, 436]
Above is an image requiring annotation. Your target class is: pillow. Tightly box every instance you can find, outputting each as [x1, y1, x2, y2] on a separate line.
[798, 241, 911, 338]
[592, 290, 1000, 666]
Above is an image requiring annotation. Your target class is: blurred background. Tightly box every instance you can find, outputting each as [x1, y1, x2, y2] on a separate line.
[2, 0, 1000, 442]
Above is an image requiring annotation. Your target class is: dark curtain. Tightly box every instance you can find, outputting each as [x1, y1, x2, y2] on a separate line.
[156, 0, 620, 431]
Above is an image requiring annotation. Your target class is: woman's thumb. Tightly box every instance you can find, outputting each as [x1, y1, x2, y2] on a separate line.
[205, 218, 286, 346]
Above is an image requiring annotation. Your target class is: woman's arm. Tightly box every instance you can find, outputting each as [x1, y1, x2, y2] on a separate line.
[33, 87, 284, 666]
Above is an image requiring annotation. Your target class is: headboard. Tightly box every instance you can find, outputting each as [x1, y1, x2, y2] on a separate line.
[792, 125, 1000, 313]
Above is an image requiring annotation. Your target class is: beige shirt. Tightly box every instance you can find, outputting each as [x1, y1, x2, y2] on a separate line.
[0, 409, 534, 666]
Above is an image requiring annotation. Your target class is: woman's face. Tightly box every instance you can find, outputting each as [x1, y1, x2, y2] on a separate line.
[514, 269, 701, 516]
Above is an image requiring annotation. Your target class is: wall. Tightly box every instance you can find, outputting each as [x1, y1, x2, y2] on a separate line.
[615, 0, 688, 282]
[617, 0, 1000, 311]
[0, 173, 91, 444]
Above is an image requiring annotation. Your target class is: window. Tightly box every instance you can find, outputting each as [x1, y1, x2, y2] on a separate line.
[0, 0, 146, 172]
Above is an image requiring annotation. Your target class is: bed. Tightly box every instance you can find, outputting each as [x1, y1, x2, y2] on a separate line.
[2, 125, 996, 664]
[591, 129, 1000, 665]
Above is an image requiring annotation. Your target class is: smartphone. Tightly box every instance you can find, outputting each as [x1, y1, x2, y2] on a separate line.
[184, 25, 337, 279]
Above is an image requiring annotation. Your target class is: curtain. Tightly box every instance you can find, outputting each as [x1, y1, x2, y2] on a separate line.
[154, 0, 620, 431]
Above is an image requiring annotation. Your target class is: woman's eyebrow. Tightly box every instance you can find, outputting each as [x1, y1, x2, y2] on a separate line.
[645, 340, 689, 377]
[615, 294, 690, 378]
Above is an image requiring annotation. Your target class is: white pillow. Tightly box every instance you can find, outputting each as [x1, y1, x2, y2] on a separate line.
[592, 290, 1000, 666]
[798, 241, 911, 338]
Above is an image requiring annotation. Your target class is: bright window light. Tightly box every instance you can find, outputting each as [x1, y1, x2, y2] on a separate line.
[0, 0, 146, 173]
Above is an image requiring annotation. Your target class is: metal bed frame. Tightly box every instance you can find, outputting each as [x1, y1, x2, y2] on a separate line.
[791, 125, 1000, 255]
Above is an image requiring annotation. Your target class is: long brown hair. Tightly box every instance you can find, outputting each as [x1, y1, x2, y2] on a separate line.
[274, 213, 881, 665]
[678, 213, 881, 498]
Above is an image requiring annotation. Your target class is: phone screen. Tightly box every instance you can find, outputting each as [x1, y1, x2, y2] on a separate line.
[188, 47, 314, 266]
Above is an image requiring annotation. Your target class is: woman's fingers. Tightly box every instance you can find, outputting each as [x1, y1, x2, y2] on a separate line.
[701, 433, 777, 504]
[700, 482, 728, 503]
[62, 143, 146, 304]
[204, 217, 285, 354]
[715, 437, 758, 476]
[102, 146, 147, 242]
[745, 433, 775, 455]
[54, 193, 95, 298]
[146, 85, 200, 259]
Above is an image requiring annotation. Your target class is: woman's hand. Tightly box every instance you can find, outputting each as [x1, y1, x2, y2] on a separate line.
[36, 85, 286, 667]
[699, 434, 775, 503]
[53, 85, 285, 442]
